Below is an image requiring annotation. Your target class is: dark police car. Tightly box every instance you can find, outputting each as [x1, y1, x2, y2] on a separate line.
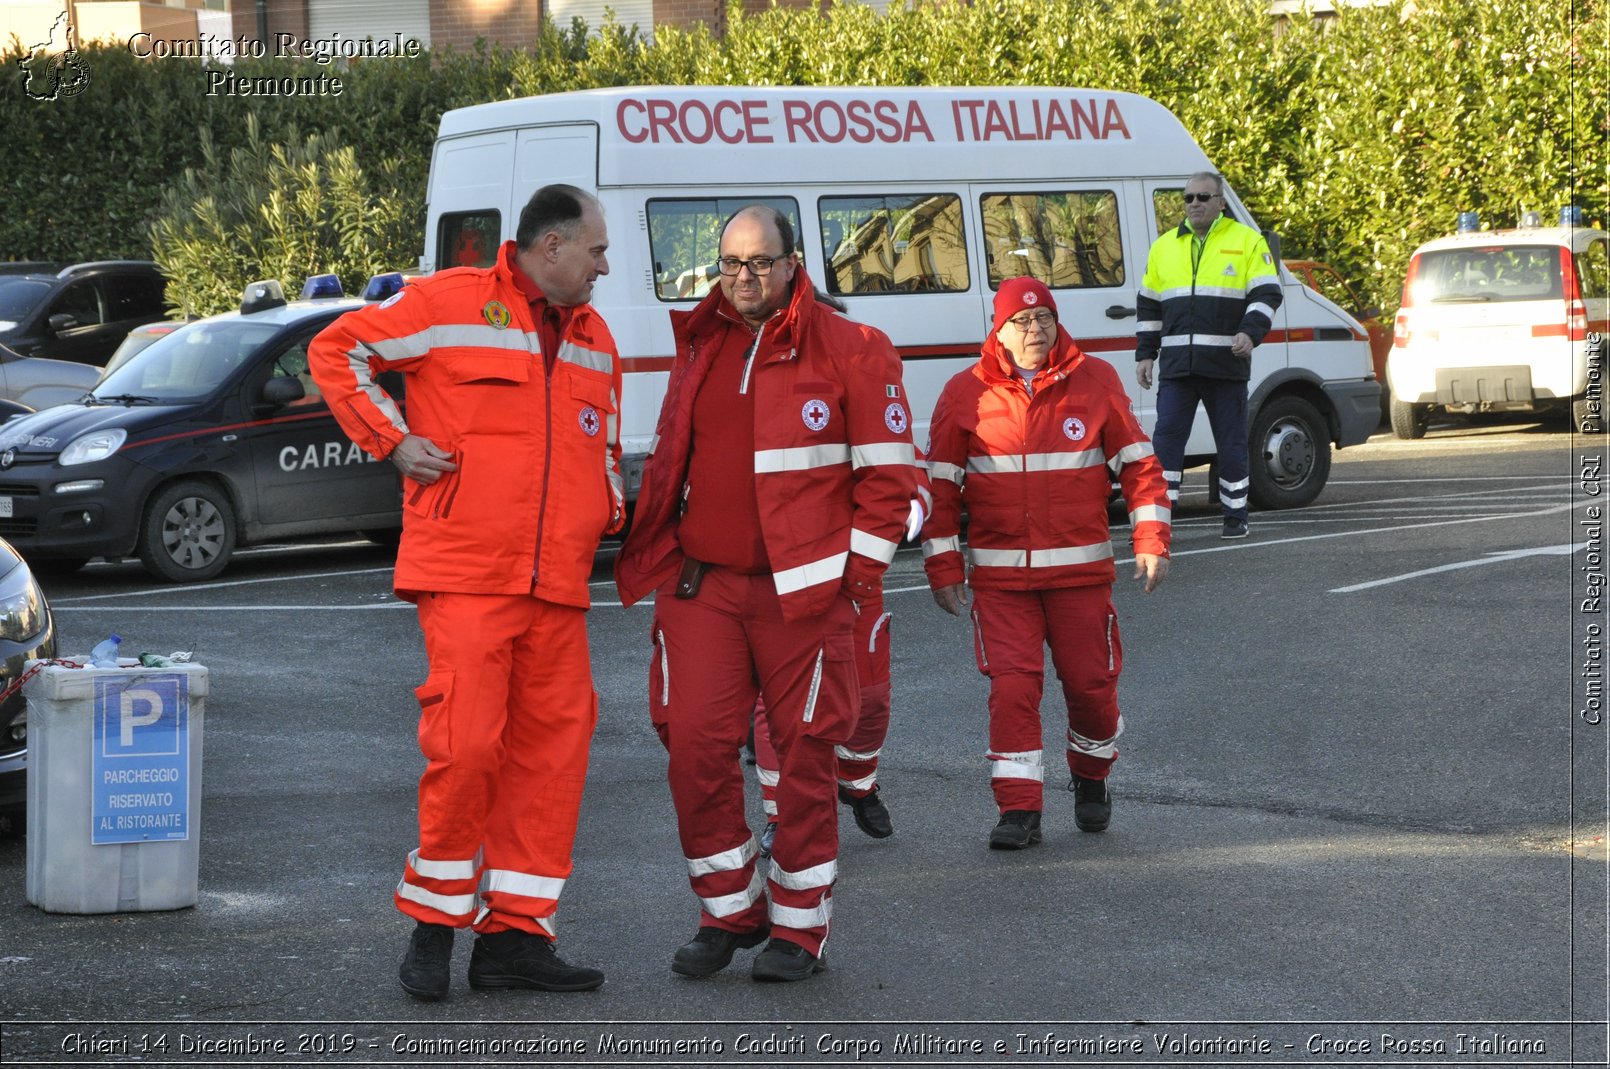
[0, 276, 405, 582]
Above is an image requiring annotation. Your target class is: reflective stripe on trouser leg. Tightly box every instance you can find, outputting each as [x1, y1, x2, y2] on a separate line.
[656, 569, 770, 936]
[1199, 377, 1250, 522]
[1042, 585, 1124, 781]
[971, 587, 1051, 813]
[837, 604, 891, 796]
[396, 848, 480, 927]
[409, 593, 595, 936]
[1150, 377, 1200, 507]
[752, 701, 781, 816]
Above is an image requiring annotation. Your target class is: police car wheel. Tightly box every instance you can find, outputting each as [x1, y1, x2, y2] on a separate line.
[137, 480, 237, 583]
[1248, 395, 1331, 511]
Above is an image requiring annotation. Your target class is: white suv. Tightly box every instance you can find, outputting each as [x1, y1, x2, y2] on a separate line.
[1387, 213, 1608, 438]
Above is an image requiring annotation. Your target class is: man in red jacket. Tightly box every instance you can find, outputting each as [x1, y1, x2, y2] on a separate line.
[924, 278, 1170, 849]
[310, 184, 621, 1000]
[616, 205, 918, 982]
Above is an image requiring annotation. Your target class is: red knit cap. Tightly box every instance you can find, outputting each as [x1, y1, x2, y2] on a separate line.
[992, 276, 1058, 334]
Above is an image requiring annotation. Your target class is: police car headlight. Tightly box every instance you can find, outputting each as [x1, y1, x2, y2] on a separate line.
[0, 320, 16, 332]
[0, 563, 44, 644]
[59, 428, 126, 467]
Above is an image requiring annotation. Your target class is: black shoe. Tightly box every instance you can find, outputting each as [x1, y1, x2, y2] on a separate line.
[1071, 775, 1113, 832]
[671, 924, 770, 978]
[467, 930, 604, 992]
[1222, 518, 1249, 539]
[399, 921, 454, 1001]
[759, 821, 778, 858]
[989, 809, 1042, 849]
[839, 784, 893, 838]
[751, 937, 826, 982]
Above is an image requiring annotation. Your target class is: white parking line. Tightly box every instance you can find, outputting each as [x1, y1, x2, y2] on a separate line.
[1329, 543, 1586, 593]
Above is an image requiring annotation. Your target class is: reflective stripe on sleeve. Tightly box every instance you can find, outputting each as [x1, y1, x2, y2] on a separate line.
[923, 535, 961, 558]
[1129, 504, 1172, 526]
[928, 460, 965, 486]
[850, 528, 899, 564]
[1246, 302, 1277, 322]
[851, 442, 916, 468]
[1109, 441, 1155, 466]
[556, 341, 614, 375]
[755, 443, 851, 474]
[773, 552, 848, 596]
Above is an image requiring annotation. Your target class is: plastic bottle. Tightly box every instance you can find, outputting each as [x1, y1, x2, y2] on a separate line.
[88, 634, 122, 668]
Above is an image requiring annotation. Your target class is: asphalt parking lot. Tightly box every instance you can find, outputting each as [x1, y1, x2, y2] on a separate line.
[2, 420, 1605, 1068]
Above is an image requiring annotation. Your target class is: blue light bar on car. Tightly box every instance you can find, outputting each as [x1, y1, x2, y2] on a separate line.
[1560, 205, 1584, 227]
[241, 279, 287, 315]
[301, 274, 344, 299]
[1455, 211, 1480, 233]
[362, 272, 406, 301]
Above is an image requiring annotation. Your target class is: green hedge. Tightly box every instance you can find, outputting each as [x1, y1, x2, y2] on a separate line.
[1, 0, 1601, 318]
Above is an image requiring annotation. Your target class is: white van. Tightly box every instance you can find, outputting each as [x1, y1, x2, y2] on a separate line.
[423, 86, 1380, 509]
[1388, 213, 1609, 438]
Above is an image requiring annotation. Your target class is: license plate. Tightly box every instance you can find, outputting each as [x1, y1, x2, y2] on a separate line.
[0, 497, 11, 518]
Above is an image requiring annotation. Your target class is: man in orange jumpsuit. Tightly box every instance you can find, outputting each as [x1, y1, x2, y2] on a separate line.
[310, 184, 622, 1000]
[617, 206, 918, 982]
[925, 278, 1171, 849]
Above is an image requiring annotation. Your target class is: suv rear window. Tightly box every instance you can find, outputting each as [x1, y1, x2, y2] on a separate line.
[1408, 245, 1563, 304]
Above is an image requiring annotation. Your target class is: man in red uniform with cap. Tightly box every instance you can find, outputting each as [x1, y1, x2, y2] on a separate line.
[924, 277, 1171, 849]
[311, 184, 621, 1000]
[616, 205, 918, 982]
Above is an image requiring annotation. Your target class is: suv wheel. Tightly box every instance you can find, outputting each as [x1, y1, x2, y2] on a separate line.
[1389, 397, 1429, 440]
[138, 480, 237, 582]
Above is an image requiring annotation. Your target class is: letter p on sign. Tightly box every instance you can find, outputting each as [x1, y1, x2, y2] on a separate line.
[120, 687, 164, 747]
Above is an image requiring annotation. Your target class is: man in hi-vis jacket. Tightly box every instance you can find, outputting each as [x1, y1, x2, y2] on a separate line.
[1136, 171, 1282, 539]
[310, 184, 622, 1001]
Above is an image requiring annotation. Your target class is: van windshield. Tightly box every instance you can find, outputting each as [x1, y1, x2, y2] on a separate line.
[94, 319, 279, 402]
[1410, 245, 1563, 304]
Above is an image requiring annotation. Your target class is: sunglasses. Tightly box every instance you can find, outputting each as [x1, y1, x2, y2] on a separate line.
[1182, 192, 1220, 204]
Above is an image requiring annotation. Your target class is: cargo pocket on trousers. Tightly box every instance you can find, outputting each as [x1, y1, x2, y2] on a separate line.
[414, 671, 455, 762]
[801, 629, 858, 743]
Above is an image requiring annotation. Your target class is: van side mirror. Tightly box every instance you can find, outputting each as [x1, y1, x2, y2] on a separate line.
[47, 313, 79, 333]
[261, 375, 305, 407]
[1261, 228, 1282, 264]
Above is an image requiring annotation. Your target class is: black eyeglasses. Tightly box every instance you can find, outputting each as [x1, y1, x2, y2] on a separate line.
[716, 255, 787, 277]
[1182, 192, 1220, 204]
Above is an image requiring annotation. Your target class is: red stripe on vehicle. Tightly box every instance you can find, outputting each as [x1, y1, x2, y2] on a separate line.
[123, 410, 331, 451]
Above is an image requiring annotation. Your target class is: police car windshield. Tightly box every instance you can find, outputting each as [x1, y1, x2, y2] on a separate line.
[93, 319, 281, 402]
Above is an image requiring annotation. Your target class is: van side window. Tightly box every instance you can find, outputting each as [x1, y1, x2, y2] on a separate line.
[439, 210, 500, 269]
[1152, 189, 1185, 236]
[818, 194, 968, 295]
[646, 197, 802, 302]
[1579, 240, 1609, 300]
[981, 191, 1124, 290]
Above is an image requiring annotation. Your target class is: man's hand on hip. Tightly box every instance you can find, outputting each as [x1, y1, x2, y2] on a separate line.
[390, 434, 458, 483]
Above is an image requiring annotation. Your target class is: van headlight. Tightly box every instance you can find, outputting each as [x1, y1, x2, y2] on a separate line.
[0, 563, 44, 644]
[59, 428, 126, 467]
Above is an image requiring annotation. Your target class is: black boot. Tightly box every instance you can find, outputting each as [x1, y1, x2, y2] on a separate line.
[989, 809, 1042, 849]
[398, 921, 454, 1001]
[467, 930, 604, 992]
[671, 925, 770, 977]
[839, 784, 893, 838]
[1071, 775, 1112, 832]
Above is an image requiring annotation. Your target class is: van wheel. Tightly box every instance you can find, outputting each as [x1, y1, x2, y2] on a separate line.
[1389, 397, 1429, 440]
[1573, 397, 1605, 435]
[1248, 395, 1331, 510]
[138, 480, 237, 583]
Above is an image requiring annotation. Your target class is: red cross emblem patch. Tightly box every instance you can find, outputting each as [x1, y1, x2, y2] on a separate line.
[884, 402, 909, 434]
[579, 406, 601, 437]
[802, 399, 830, 432]
[1063, 417, 1086, 442]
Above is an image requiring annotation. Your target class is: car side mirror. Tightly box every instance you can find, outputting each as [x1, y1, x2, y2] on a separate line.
[47, 313, 79, 333]
[1261, 228, 1282, 264]
[1360, 306, 1381, 320]
[261, 375, 305, 407]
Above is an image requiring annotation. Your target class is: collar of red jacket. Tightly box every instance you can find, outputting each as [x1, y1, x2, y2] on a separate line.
[979, 326, 1085, 384]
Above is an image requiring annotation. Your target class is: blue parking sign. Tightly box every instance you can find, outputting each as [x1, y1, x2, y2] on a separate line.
[92, 673, 190, 844]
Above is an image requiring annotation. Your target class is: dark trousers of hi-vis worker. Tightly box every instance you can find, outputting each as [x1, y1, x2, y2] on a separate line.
[1152, 375, 1250, 523]
[396, 592, 598, 939]
[971, 585, 1124, 814]
[751, 593, 892, 816]
[651, 566, 858, 958]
